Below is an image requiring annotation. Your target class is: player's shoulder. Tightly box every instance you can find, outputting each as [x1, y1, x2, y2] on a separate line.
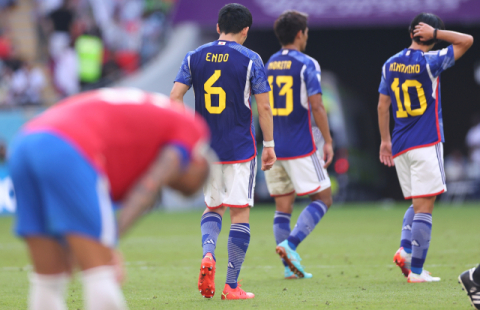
[187, 41, 219, 57]
[226, 41, 263, 62]
[423, 46, 453, 62]
[288, 50, 321, 71]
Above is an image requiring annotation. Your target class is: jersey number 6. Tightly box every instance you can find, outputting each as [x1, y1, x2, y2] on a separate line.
[204, 70, 226, 114]
[391, 78, 427, 118]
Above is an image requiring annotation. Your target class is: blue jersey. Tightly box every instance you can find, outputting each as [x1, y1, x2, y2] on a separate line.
[265, 49, 322, 159]
[379, 46, 455, 157]
[175, 40, 270, 163]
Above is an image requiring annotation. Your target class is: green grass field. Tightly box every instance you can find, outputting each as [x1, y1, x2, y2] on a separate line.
[0, 203, 478, 309]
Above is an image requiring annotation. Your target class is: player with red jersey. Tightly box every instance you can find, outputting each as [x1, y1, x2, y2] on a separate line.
[8, 88, 211, 310]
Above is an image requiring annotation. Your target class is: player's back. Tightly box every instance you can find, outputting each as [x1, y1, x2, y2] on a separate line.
[380, 46, 454, 156]
[266, 49, 321, 159]
[183, 40, 268, 163]
[25, 88, 208, 200]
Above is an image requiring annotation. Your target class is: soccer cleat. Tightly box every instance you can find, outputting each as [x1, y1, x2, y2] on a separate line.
[221, 283, 254, 300]
[198, 253, 216, 298]
[276, 240, 312, 279]
[458, 268, 480, 310]
[284, 266, 298, 279]
[393, 247, 411, 277]
[407, 270, 441, 283]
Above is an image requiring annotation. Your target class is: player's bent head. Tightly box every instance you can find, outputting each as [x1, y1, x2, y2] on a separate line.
[274, 10, 308, 46]
[218, 3, 252, 35]
[168, 157, 210, 196]
[409, 13, 445, 46]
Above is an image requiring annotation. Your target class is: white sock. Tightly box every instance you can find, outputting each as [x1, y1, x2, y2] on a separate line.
[81, 266, 128, 310]
[29, 273, 68, 310]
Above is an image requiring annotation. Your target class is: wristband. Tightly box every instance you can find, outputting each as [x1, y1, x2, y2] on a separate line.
[263, 140, 275, 148]
[433, 28, 437, 41]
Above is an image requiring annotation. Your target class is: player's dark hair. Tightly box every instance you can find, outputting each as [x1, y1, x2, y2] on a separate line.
[218, 3, 252, 35]
[409, 13, 445, 46]
[274, 11, 308, 46]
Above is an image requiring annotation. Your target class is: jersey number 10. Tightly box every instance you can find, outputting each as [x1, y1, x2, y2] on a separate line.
[268, 75, 293, 116]
[391, 78, 427, 118]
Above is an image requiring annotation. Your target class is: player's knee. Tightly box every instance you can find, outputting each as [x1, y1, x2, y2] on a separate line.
[310, 192, 332, 208]
[322, 196, 333, 208]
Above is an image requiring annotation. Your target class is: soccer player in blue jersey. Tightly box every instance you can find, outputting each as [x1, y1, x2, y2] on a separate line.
[264, 11, 334, 279]
[377, 13, 473, 282]
[170, 3, 275, 300]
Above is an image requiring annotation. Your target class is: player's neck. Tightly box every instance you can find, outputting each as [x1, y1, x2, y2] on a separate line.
[282, 43, 301, 51]
[408, 42, 431, 53]
[218, 33, 245, 45]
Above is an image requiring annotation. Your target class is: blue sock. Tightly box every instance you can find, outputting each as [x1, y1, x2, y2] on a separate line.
[201, 212, 222, 261]
[287, 200, 328, 250]
[273, 211, 291, 267]
[411, 213, 432, 275]
[226, 223, 250, 289]
[400, 205, 414, 254]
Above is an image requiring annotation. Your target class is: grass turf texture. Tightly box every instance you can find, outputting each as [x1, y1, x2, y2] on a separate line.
[0, 203, 478, 309]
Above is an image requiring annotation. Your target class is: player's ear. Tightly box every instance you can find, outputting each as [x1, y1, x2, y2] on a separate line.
[242, 26, 249, 37]
[296, 29, 303, 40]
[216, 24, 220, 34]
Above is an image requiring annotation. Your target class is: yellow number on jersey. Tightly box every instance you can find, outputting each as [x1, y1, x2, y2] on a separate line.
[204, 70, 226, 114]
[268, 75, 294, 116]
[391, 78, 427, 118]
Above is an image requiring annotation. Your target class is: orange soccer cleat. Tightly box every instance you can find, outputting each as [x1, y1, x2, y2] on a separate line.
[221, 282, 255, 300]
[198, 253, 216, 298]
[393, 247, 411, 277]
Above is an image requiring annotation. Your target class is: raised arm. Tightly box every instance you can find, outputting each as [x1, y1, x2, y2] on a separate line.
[414, 22, 474, 60]
[254, 92, 276, 171]
[310, 93, 334, 168]
[378, 93, 394, 167]
[170, 82, 190, 105]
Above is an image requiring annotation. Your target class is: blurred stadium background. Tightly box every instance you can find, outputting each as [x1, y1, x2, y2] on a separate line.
[0, 0, 480, 216]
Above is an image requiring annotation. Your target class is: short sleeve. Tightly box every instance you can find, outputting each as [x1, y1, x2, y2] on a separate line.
[250, 54, 271, 95]
[174, 51, 194, 87]
[166, 114, 210, 169]
[378, 63, 389, 95]
[303, 59, 322, 96]
[424, 45, 455, 77]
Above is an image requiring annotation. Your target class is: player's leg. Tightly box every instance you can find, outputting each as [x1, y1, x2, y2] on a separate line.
[9, 133, 70, 310]
[273, 194, 296, 277]
[264, 161, 296, 277]
[33, 133, 127, 309]
[198, 164, 225, 298]
[459, 264, 480, 309]
[392, 151, 415, 277]
[25, 237, 70, 310]
[287, 188, 332, 251]
[276, 151, 331, 278]
[407, 143, 445, 283]
[65, 235, 126, 310]
[221, 159, 256, 299]
[408, 196, 438, 282]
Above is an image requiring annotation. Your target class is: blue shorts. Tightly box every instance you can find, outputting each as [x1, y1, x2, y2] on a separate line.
[9, 132, 117, 247]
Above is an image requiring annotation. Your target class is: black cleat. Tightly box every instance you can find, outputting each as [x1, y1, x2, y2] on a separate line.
[459, 268, 480, 310]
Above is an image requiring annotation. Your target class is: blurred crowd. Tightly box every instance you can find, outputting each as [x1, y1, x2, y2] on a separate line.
[0, 0, 174, 107]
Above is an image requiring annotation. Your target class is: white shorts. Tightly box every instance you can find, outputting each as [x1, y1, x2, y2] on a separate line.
[204, 158, 257, 209]
[394, 143, 447, 199]
[265, 151, 331, 197]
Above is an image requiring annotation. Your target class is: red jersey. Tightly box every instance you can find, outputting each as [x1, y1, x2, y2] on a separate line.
[24, 88, 210, 200]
